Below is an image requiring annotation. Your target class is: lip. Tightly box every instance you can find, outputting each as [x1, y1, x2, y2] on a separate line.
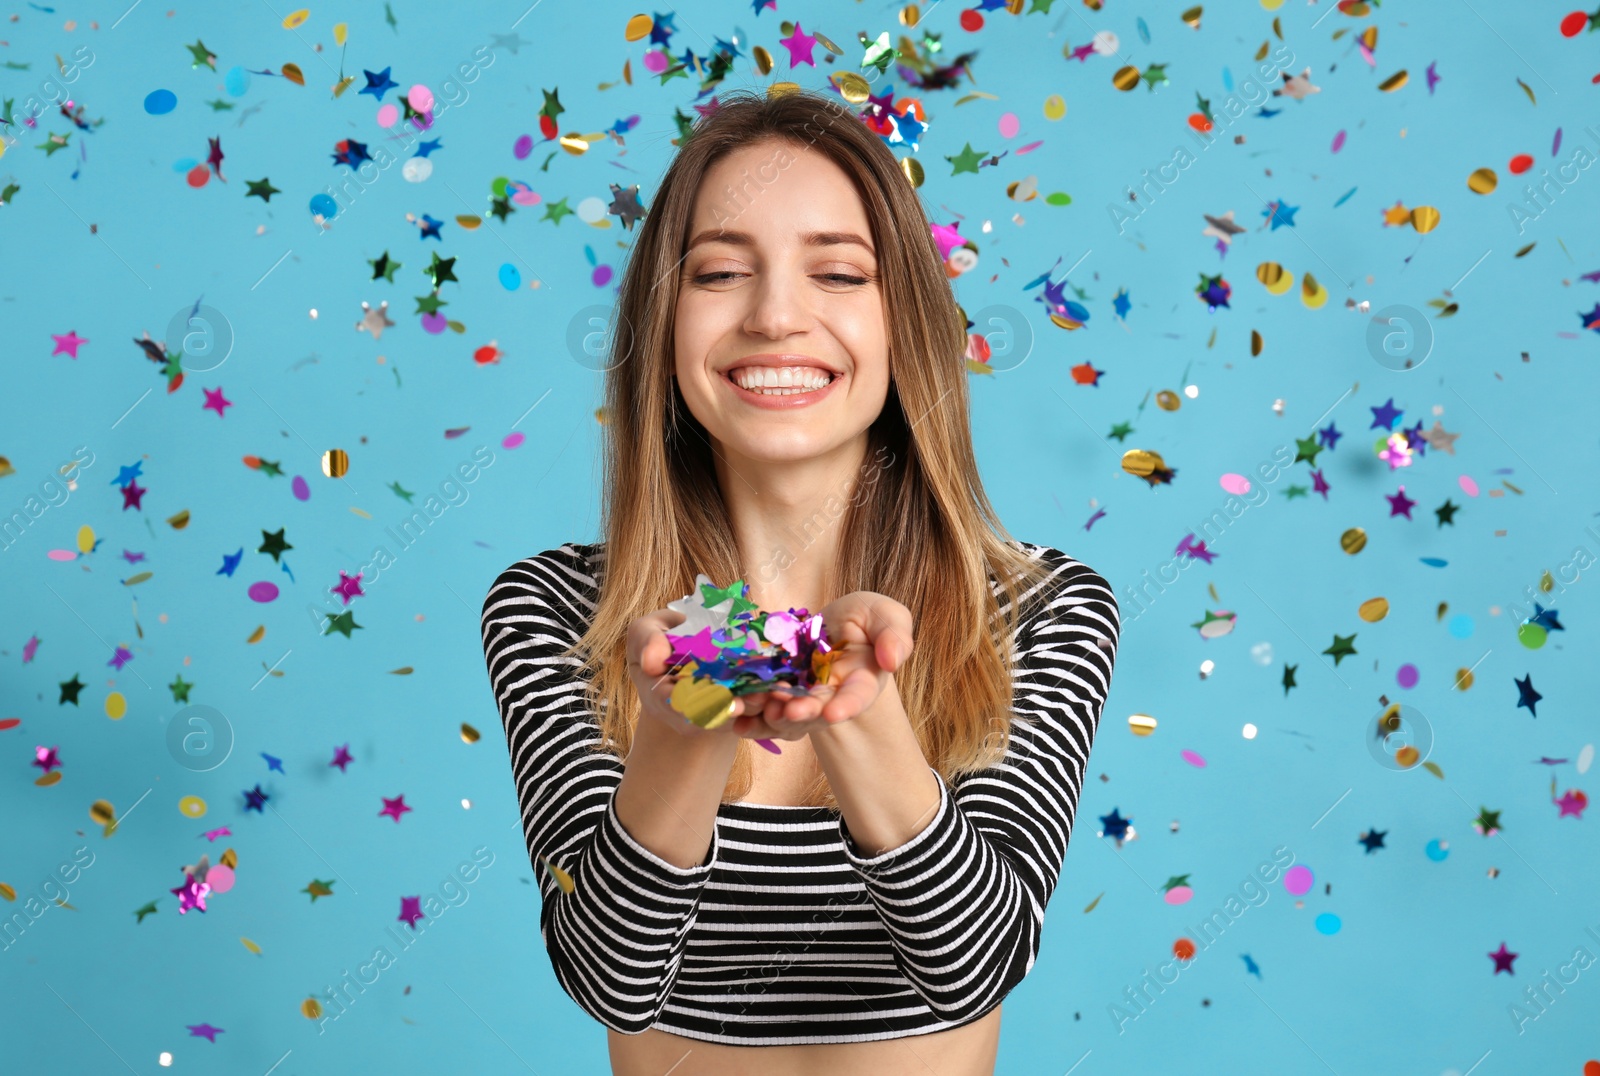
[722, 367, 844, 410]
[721, 353, 843, 376]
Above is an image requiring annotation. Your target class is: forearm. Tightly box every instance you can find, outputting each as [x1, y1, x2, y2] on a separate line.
[809, 675, 943, 857]
[615, 714, 739, 870]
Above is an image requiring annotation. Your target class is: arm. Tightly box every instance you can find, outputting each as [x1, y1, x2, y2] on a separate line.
[817, 549, 1120, 1023]
[481, 547, 735, 1034]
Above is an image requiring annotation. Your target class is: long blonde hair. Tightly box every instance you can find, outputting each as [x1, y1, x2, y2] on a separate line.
[567, 87, 1060, 808]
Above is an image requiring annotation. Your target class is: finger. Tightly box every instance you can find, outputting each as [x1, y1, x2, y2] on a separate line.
[822, 669, 880, 723]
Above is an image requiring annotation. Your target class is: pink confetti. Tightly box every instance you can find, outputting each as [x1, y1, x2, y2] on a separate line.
[1331, 129, 1346, 153]
[1181, 749, 1207, 768]
[1459, 474, 1480, 497]
[501, 432, 526, 450]
[1283, 864, 1313, 895]
[376, 103, 399, 128]
[998, 112, 1020, 138]
[1219, 473, 1252, 496]
[247, 581, 279, 603]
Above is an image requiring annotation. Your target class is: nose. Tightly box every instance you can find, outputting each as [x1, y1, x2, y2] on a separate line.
[742, 266, 814, 339]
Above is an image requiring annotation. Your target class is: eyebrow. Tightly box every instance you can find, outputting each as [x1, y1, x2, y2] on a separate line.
[684, 229, 876, 256]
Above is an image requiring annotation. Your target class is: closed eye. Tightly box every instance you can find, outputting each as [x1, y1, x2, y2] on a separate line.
[690, 272, 872, 286]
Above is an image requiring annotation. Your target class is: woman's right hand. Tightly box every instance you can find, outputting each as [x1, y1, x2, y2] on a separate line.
[626, 606, 775, 739]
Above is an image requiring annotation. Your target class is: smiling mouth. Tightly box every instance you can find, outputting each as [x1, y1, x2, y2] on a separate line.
[723, 370, 839, 396]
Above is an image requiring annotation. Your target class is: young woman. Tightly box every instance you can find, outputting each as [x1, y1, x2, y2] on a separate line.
[481, 88, 1121, 1075]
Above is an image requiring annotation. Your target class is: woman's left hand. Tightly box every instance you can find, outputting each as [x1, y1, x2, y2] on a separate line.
[729, 591, 914, 737]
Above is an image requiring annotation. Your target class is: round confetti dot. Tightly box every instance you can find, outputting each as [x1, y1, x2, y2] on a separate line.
[490, 176, 511, 198]
[1219, 473, 1252, 496]
[186, 164, 212, 188]
[1164, 885, 1193, 905]
[1578, 744, 1594, 774]
[421, 311, 448, 334]
[1397, 664, 1419, 688]
[514, 134, 533, 159]
[512, 188, 542, 206]
[224, 65, 251, 97]
[402, 156, 433, 183]
[309, 192, 339, 220]
[144, 89, 178, 115]
[408, 84, 434, 113]
[291, 475, 311, 501]
[1283, 864, 1313, 896]
[1180, 749, 1206, 768]
[247, 581, 280, 603]
[1173, 938, 1196, 960]
[593, 264, 614, 288]
[1509, 153, 1534, 174]
[1425, 839, 1449, 862]
[959, 8, 984, 31]
[206, 864, 235, 893]
[376, 103, 400, 128]
[576, 195, 607, 224]
[105, 692, 127, 720]
[997, 111, 1020, 139]
[1242, 723, 1257, 739]
[1518, 622, 1548, 649]
[1043, 95, 1066, 120]
[1092, 30, 1120, 54]
[642, 48, 670, 74]
[502, 431, 526, 450]
[179, 795, 207, 818]
[1448, 614, 1474, 639]
[498, 263, 522, 290]
[1584, 1061, 1600, 1076]
[1562, 12, 1590, 37]
[1314, 913, 1341, 935]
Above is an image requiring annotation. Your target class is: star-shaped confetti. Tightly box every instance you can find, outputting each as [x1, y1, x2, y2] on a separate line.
[1098, 807, 1131, 843]
[59, 675, 84, 706]
[186, 1023, 224, 1042]
[360, 67, 399, 100]
[1282, 663, 1297, 695]
[323, 610, 363, 638]
[369, 251, 401, 282]
[399, 895, 425, 929]
[1323, 633, 1357, 666]
[186, 39, 217, 70]
[133, 900, 159, 923]
[169, 674, 193, 703]
[1488, 942, 1517, 975]
[1515, 674, 1542, 717]
[258, 528, 292, 562]
[1262, 198, 1298, 229]
[243, 785, 270, 812]
[202, 386, 233, 418]
[1385, 486, 1417, 519]
[245, 177, 280, 202]
[1435, 500, 1459, 527]
[541, 198, 574, 226]
[779, 21, 819, 67]
[303, 879, 336, 902]
[1554, 789, 1587, 819]
[330, 744, 355, 772]
[1369, 397, 1403, 430]
[1473, 806, 1502, 836]
[946, 142, 986, 176]
[380, 794, 412, 822]
[1358, 827, 1387, 853]
[51, 330, 88, 358]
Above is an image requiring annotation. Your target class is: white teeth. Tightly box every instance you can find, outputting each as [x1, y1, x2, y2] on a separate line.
[731, 366, 833, 393]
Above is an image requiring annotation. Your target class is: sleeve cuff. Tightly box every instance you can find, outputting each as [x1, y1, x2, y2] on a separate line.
[837, 765, 957, 876]
[598, 793, 719, 890]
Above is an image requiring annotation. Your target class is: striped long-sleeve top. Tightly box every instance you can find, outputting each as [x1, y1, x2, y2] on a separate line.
[480, 540, 1120, 1046]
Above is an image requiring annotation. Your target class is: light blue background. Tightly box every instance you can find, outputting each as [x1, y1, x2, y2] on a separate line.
[3, 1, 1597, 1073]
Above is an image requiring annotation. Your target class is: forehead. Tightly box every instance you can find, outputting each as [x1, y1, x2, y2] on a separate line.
[686, 142, 872, 246]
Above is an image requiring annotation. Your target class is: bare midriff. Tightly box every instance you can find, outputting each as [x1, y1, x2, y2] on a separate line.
[607, 1005, 1001, 1076]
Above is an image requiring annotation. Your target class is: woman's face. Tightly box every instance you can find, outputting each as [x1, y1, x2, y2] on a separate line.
[673, 139, 889, 465]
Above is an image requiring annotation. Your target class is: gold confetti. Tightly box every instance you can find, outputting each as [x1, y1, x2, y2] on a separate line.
[1378, 70, 1408, 93]
[349, 506, 373, 519]
[1395, 745, 1419, 767]
[1467, 167, 1498, 194]
[282, 8, 310, 29]
[1155, 390, 1181, 411]
[282, 62, 305, 87]
[322, 449, 350, 479]
[752, 45, 773, 76]
[830, 71, 871, 103]
[247, 625, 266, 644]
[1358, 597, 1389, 622]
[1410, 206, 1441, 233]
[1120, 448, 1167, 477]
[1083, 891, 1104, 913]
[461, 722, 481, 744]
[167, 509, 191, 529]
[1539, 570, 1554, 593]
[670, 667, 738, 729]
[900, 155, 925, 189]
[1516, 76, 1536, 105]
[91, 799, 118, 837]
[455, 215, 483, 230]
[302, 997, 324, 1020]
[36, 770, 62, 787]
[1453, 667, 1475, 691]
[1181, 6, 1202, 29]
[1112, 66, 1142, 92]
[179, 795, 207, 818]
[105, 692, 127, 720]
[1129, 714, 1157, 736]
[221, 848, 237, 868]
[241, 936, 263, 955]
[1251, 330, 1264, 356]
[1340, 527, 1367, 555]
[541, 856, 575, 894]
[0, 882, 16, 901]
[389, 666, 414, 675]
[623, 13, 654, 41]
[1422, 761, 1444, 779]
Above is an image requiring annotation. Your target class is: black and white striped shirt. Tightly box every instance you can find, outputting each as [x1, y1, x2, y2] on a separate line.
[480, 540, 1120, 1045]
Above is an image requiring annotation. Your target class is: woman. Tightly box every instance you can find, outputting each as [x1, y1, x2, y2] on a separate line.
[481, 88, 1120, 1075]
